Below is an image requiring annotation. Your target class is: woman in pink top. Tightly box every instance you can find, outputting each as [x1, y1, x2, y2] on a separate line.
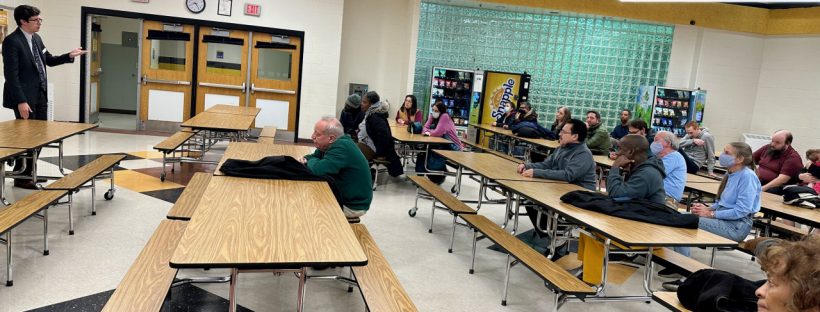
[423, 100, 463, 150]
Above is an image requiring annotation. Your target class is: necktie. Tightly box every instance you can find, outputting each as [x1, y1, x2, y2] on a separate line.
[31, 39, 47, 91]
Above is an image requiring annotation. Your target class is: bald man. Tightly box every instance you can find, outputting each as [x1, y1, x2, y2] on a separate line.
[753, 130, 803, 194]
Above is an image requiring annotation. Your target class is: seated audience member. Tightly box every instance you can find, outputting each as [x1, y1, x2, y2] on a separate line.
[516, 118, 596, 236]
[417, 100, 463, 184]
[680, 121, 717, 176]
[510, 101, 549, 138]
[584, 110, 611, 155]
[578, 134, 666, 285]
[357, 91, 403, 176]
[607, 134, 667, 205]
[755, 235, 820, 312]
[395, 94, 422, 126]
[423, 100, 464, 149]
[663, 142, 762, 288]
[676, 235, 820, 312]
[651, 131, 687, 204]
[301, 117, 372, 218]
[339, 94, 364, 139]
[550, 106, 571, 133]
[492, 101, 516, 129]
[754, 130, 804, 194]
[800, 149, 820, 193]
[610, 109, 631, 140]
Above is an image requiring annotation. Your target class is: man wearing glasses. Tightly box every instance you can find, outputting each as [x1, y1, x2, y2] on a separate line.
[2, 5, 87, 189]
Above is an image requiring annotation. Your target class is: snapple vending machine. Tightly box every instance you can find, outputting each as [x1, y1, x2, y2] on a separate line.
[474, 70, 531, 145]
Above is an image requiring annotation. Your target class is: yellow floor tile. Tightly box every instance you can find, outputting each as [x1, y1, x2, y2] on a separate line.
[605, 263, 639, 285]
[126, 150, 166, 159]
[113, 170, 183, 193]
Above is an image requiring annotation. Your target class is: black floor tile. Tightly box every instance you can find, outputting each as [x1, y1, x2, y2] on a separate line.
[26, 284, 252, 312]
[142, 187, 185, 204]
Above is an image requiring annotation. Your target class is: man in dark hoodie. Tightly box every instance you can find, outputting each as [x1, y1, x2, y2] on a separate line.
[517, 118, 596, 237]
[578, 134, 667, 285]
[356, 91, 403, 176]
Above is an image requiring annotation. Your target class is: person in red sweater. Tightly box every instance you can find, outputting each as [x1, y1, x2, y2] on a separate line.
[753, 130, 803, 194]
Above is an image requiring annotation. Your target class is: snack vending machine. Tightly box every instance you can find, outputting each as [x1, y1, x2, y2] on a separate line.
[429, 67, 478, 130]
[635, 86, 707, 137]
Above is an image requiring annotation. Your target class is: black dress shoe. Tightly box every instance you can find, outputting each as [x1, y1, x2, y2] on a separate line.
[36, 178, 47, 183]
[13, 180, 38, 190]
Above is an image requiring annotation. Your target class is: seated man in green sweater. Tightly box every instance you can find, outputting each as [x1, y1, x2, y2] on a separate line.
[299, 116, 373, 218]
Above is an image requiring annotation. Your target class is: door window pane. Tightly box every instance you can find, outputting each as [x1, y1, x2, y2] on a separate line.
[257, 49, 292, 81]
[206, 43, 242, 76]
[150, 40, 186, 71]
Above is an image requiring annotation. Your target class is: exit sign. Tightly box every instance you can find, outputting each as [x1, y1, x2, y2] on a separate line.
[244, 3, 261, 16]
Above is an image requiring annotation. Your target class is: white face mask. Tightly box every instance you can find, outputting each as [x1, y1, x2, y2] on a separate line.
[431, 111, 440, 119]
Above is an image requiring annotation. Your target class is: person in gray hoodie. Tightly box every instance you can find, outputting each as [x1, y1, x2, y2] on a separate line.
[608, 134, 667, 205]
[517, 118, 597, 236]
[680, 121, 717, 176]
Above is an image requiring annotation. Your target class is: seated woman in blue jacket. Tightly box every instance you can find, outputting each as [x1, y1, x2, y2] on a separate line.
[675, 142, 761, 256]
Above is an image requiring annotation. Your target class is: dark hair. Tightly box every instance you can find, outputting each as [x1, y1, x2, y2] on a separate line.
[364, 91, 380, 105]
[518, 101, 531, 110]
[431, 101, 448, 120]
[621, 134, 650, 159]
[565, 118, 588, 142]
[586, 110, 601, 121]
[807, 149, 820, 162]
[400, 95, 418, 116]
[628, 119, 648, 132]
[14, 5, 40, 26]
[621, 109, 632, 117]
[784, 131, 794, 145]
[552, 106, 572, 130]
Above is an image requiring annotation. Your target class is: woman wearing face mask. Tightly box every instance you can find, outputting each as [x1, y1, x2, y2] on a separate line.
[396, 95, 422, 126]
[491, 102, 516, 129]
[675, 142, 761, 256]
[423, 101, 464, 149]
[550, 106, 572, 133]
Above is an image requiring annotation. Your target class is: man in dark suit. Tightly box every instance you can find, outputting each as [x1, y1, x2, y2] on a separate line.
[2, 5, 87, 189]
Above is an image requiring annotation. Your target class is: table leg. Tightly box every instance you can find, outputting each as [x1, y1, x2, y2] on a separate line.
[229, 268, 239, 312]
[31, 149, 39, 187]
[643, 249, 654, 295]
[511, 194, 521, 235]
[57, 140, 67, 176]
[1, 164, 8, 206]
[476, 177, 485, 211]
[454, 166, 463, 196]
[598, 238, 612, 297]
[297, 267, 306, 312]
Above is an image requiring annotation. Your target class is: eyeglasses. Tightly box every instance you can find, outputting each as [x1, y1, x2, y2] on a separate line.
[27, 18, 44, 24]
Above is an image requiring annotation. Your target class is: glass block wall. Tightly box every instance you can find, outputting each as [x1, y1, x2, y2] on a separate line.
[413, 2, 674, 129]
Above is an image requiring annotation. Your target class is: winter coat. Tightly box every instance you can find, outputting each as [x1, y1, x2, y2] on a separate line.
[607, 155, 667, 205]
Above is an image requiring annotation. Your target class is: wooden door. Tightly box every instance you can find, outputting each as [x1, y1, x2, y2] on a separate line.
[195, 27, 249, 114]
[139, 20, 195, 128]
[249, 34, 301, 134]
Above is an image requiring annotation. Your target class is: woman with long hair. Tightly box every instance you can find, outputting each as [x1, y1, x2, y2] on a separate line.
[550, 106, 572, 133]
[423, 100, 463, 150]
[396, 95, 422, 126]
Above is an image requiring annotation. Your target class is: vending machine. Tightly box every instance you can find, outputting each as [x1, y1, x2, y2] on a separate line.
[429, 67, 478, 129]
[635, 86, 707, 137]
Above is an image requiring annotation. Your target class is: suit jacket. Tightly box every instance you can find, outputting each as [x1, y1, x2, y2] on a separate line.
[2, 28, 74, 110]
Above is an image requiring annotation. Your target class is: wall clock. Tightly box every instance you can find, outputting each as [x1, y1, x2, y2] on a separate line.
[186, 0, 206, 14]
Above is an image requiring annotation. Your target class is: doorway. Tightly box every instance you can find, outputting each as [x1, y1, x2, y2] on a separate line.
[90, 15, 141, 130]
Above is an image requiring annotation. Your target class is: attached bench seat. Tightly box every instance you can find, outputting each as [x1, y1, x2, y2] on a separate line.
[651, 247, 712, 276]
[259, 126, 277, 138]
[1, 190, 67, 286]
[166, 172, 211, 221]
[460, 214, 595, 308]
[350, 224, 418, 312]
[102, 220, 188, 312]
[153, 131, 197, 182]
[653, 291, 691, 312]
[257, 137, 275, 144]
[754, 218, 809, 238]
[407, 175, 477, 252]
[45, 154, 126, 235]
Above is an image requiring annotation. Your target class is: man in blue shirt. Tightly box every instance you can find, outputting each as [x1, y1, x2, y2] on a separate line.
[609, 109, 631, 140]
[651, 131, 687, 204]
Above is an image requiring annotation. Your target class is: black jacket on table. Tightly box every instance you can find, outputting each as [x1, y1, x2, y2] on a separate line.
[365, 111, 403, 176]
[3, 28, 74, 110]
[560, 190, 699, 228]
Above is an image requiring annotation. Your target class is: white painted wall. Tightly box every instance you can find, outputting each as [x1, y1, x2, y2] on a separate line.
[1, 0, 344, 139]
[750, 36, 820, 156]
[667, 27, 765, 151]
[97, 15, 140, 45]
[336, 0, 418, 119]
